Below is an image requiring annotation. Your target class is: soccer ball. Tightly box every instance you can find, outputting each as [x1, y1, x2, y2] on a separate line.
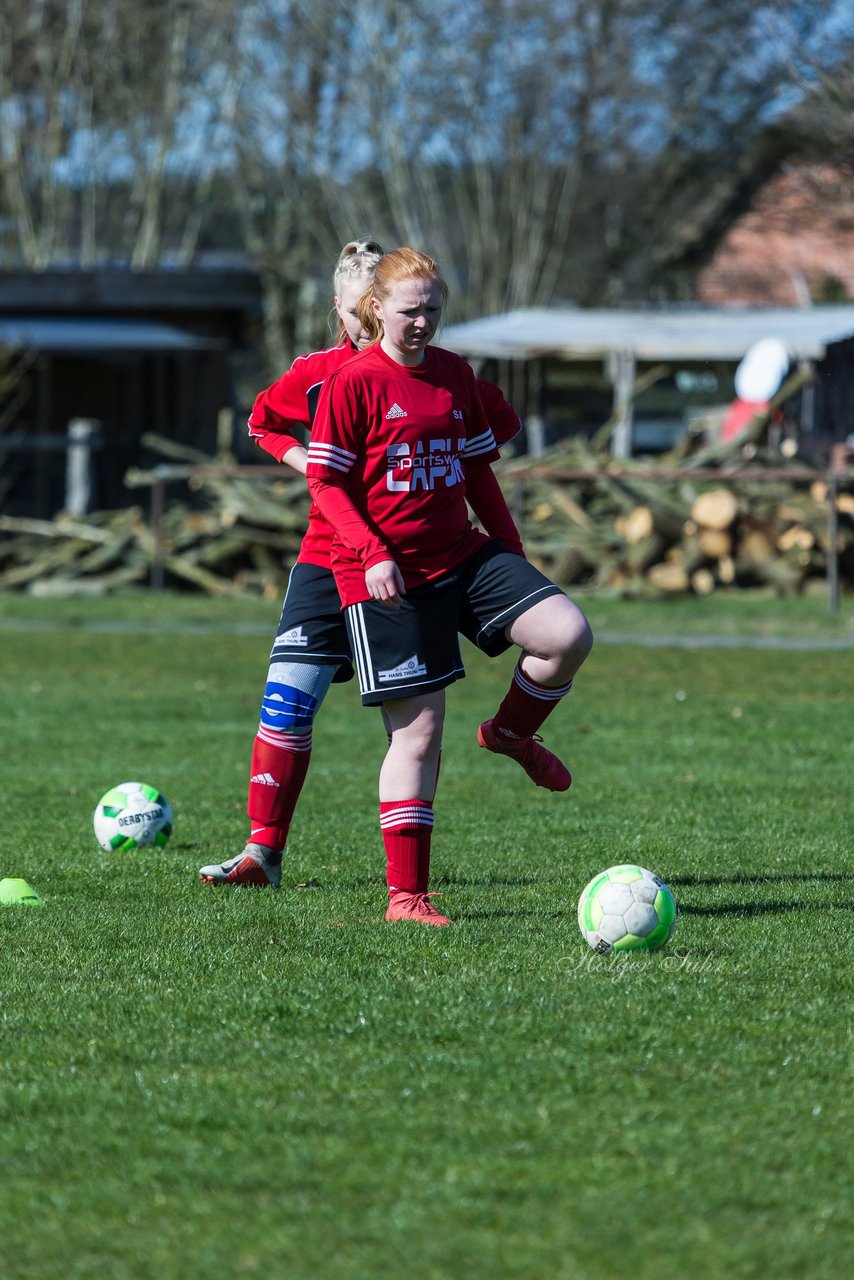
[93, 782, 173, 852]
[577, 864, 676, 954]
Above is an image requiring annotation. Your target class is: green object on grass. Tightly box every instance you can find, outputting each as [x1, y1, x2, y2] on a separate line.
[0, 877, 45, 906]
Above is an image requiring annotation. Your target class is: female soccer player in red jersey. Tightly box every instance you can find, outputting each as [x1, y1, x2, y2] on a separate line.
[200, 241, 526, 888]
[199, 238, 384, 887]
[306, 248, 593, 925]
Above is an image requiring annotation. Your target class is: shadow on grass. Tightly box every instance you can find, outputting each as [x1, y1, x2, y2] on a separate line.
[672, 871, 854, 916]
[457, 906, 568, 921]
[670, 872, 851, 887]
[434, 874, 540, 889]
[680, 899, 854, 917]
[346, 874, 540, 890]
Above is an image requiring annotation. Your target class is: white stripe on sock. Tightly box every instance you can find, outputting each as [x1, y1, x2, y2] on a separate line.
[513, 667, 573, 700]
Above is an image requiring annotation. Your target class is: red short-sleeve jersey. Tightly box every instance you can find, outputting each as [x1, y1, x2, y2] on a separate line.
[247, 342, 359, 567]
[306, 343, 500, 606]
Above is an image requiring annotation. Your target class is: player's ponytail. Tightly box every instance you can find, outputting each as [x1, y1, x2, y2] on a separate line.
[331, 237, 384, 343]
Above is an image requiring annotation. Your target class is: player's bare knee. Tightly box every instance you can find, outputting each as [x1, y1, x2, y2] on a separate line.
[568, 611, 594, 662]
[517, 596, 592, 665]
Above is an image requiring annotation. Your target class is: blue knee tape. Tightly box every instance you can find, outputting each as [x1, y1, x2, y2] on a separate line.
[260, 682, 320, 732]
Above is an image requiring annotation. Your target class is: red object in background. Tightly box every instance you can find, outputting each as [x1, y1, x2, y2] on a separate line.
[720, 398, 769, 443]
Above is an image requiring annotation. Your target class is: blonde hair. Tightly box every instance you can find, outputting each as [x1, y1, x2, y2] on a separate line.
[332, 238, 384, 342]
[357, 247, 448, 344]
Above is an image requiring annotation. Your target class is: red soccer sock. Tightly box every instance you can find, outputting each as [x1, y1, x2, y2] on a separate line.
[492, 663, 573, 742]
[246, 728, 312, 855]
[380, 799, 434, 894]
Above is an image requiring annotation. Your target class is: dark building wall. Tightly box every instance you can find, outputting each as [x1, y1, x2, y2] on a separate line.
[0, 269, 261, 517]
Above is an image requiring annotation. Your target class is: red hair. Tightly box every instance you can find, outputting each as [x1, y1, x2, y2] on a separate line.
[357, 247, 448, 342]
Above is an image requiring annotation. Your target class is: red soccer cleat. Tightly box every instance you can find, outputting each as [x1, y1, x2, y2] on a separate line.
[477, 718, 572, 792]
[385, 891, 452, 926]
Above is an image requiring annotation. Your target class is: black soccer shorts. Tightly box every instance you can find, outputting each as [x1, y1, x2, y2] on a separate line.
[344, 540, 564, 705]
[269, 561, 354, 683]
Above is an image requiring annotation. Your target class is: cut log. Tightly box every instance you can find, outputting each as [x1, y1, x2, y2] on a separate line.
[691, 568, 716, 595]
[739, 525, 776, 564]
[28, 564, 147, 596]
[777, 525, 815, 553]
[690, 488, 739, 530]
[647, 561, 690, 593]
[623, 506, 655, 544]
[549, 545, 596, 585]
[697, 527, 732, 559]
[549, 486, 595, 532]
[666, 535, 709, 577]
[718, 555, 736, 585]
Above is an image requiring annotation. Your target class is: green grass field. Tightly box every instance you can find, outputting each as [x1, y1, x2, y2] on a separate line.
[1, 590, 852, 1279]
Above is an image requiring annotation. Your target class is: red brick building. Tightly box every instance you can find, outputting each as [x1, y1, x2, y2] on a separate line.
[696, 164, 854, 307]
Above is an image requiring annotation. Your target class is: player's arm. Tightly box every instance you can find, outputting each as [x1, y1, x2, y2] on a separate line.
[247, 362, 313, 464]
[306, 477, 403, 607]
[278, 445, 308, 475]
[305, 376, 398, 601]
[305, 475, 389, 568]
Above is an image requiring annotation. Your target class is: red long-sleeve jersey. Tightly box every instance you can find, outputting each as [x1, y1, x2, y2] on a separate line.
[305, 343, 520, 607]
[249, 342, 523, 573]
[248, 342, 358, 566]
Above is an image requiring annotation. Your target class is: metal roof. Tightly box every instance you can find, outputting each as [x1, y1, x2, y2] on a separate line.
[441, 305, 854, 362]
[0, 315, 225, 353]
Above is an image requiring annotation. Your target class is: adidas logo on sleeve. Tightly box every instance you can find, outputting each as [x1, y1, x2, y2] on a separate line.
[385, 403, 407, 420]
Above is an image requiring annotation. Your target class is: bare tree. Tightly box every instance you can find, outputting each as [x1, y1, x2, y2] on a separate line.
[0, 0, 248, 268]
[225, 1, 369, 372]
[314, 0, 854, 316]
[2, 0, 852, 373]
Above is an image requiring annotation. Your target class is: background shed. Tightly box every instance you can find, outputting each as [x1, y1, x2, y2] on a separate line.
[441, 305, 854, 463]
[0, 269, 262, 518]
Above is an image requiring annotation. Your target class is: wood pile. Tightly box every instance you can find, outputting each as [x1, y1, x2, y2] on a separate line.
[511, 453, 853, 597]
[0, 431, 851, 598]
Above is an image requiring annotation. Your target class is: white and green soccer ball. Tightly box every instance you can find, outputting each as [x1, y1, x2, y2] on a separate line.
[93, 782, 173, 852]
[578, 864, 676, 954]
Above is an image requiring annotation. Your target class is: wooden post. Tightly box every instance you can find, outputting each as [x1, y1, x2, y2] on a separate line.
[609, 349, 635, 459]
[216, 406, 235, 459]
[826, 470, 839, 611]
[65, 417, 99, 516]
[525, 359, 546, 456]
[826, 442, 851, 612]
[150, 472, 167, 591]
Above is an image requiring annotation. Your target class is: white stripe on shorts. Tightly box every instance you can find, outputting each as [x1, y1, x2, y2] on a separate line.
[348, 603, 377, 695]
[476, 584, 557, 646]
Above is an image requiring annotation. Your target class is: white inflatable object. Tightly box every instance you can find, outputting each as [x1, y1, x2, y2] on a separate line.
[734, 338, 790, 402]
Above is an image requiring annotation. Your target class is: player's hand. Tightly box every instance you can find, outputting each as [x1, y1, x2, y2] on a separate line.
[366, 560, 406, 609]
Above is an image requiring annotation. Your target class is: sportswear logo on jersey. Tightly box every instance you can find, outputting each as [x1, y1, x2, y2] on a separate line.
[278, 626, 308, 647]
[377, 654, 428, 682]
[250, 772, 279, 787]
[385, 402, 407, 420]
[386, 438, 465, 492]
